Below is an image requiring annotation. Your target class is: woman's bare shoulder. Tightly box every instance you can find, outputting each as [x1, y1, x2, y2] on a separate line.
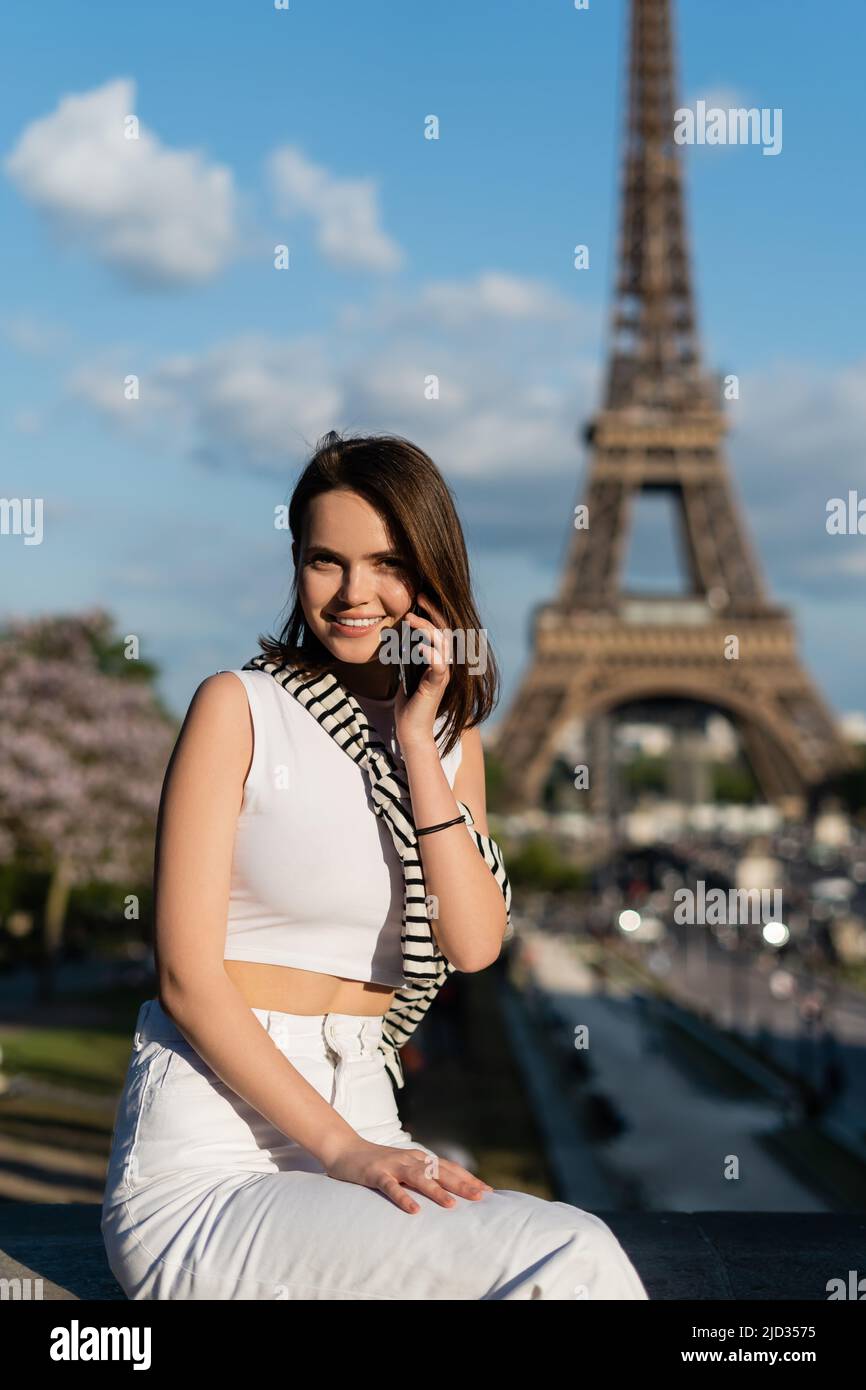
[186, 670, 250, 722]
[170, 671, 253, 771]
[193, 669, 249, 703]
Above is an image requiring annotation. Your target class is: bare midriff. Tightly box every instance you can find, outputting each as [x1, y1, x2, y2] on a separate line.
[223, 959, 396, 1016]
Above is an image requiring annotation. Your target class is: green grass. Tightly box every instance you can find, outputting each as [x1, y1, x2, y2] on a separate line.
[0, 980, 154, 1093]
[0, 1026, 134, 1094]
[0, 1088, 116, 1152]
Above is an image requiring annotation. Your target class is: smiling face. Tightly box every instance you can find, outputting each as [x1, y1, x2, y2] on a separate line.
[293, 488, 416, 692]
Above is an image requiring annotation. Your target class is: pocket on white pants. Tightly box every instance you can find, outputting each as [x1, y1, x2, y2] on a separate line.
[105, 1042, 172, 1198]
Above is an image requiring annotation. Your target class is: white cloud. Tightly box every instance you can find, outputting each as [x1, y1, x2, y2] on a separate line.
[679, 86, 764, 159]
[340, 269, 595, 339]
[732, 358, 866, 507]
[4, 77, 240, 286]
[267, 145, 403, 272]
[67, 332, 342, 469]
[1, 311, 70, 357]
[67, 314, 598, 483]
[57, 214, 865, 605]
[412, 271, 576, 329]
[684, 86, 750, 114]
[716, 357, 866, 595]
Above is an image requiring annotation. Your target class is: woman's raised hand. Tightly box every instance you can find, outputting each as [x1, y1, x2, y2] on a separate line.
[393, 591, 451, 753]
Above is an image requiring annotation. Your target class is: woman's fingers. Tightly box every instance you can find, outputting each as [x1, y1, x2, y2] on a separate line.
[403, 610, 447, 655]
[401, 601, 453, 680]
[438, 1173, 492, 1200]
[433, 1159, 494, 1199]
[428, 625, 448, 668]
[418, 632, 448, 675]
[414, 1151, 494, 1194]
[399, 1171, 490, 1207]
[400, 1170, 458, 1207]
[402, 618, 441, 674]
[378, 1174, 421, 1214]
[372, 1150, 494, 1217]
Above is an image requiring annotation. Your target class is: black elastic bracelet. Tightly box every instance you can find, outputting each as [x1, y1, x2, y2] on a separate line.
[415, 813, 466, 837]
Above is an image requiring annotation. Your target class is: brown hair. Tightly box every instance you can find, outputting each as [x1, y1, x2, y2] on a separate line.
[256, 430, 499, 757]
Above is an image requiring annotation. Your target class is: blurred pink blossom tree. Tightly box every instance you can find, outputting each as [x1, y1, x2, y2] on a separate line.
[0, 609, 177, 997]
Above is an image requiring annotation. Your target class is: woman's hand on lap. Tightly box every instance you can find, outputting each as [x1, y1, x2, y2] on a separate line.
[323, 1136, 493, 1214]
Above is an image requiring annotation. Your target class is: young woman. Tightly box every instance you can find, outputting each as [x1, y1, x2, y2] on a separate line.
[101, 431, 649, 1301]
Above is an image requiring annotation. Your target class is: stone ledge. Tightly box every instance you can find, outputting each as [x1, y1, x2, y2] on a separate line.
[1, 1203, 864, 1300]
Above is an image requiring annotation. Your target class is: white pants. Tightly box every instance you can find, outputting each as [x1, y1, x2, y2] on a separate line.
[101, 998, 649, 1300]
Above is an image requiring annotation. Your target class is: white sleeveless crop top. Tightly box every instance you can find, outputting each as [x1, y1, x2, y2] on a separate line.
[221, 668, 463, 987]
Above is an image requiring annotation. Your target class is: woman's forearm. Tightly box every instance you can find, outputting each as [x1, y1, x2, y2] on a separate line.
[401, 740, 507, 970]
[159, 969, 361, 1167]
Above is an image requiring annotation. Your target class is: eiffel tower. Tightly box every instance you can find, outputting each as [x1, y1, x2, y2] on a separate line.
[494, 0, 853, 817]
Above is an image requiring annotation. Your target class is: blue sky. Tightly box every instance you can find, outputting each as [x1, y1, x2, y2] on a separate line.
[2, 0, 865, 726]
